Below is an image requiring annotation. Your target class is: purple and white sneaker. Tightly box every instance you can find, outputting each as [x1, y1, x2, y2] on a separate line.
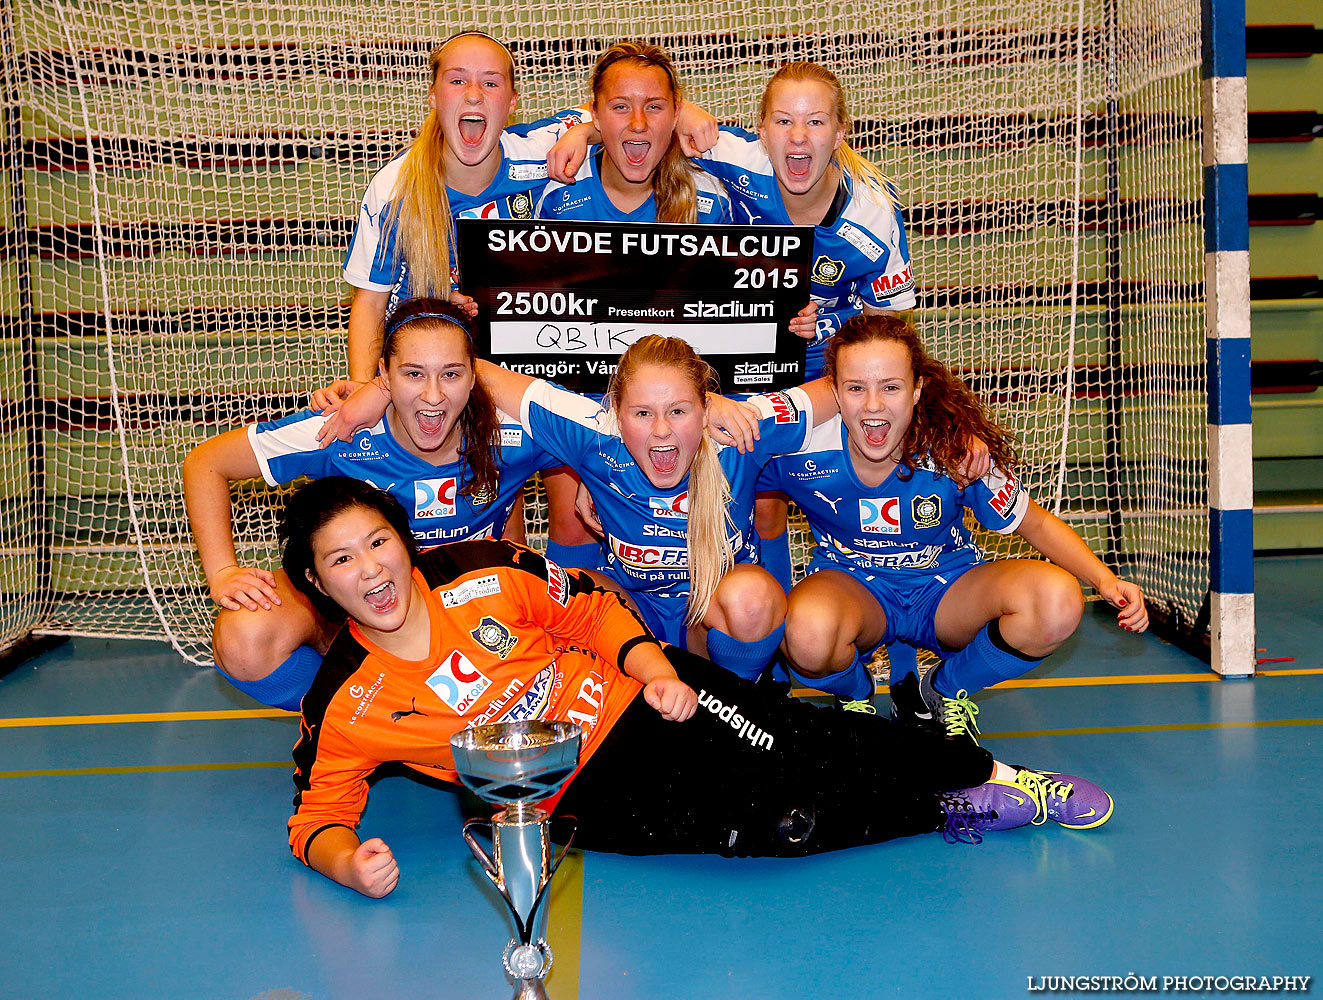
[1010, 767, 1114, 830]
[937, 780, 1041, 844]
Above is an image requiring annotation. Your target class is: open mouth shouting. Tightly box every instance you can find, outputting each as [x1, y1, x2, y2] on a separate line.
[861, 418, 892, 449]
[649, 444, 680, 478]
[363, 580, 398, 616]
[415, 408, 446, 437]
[457, 113, 487, 147]
[622, 139, 652, 168]
[785, 152, 812, 180]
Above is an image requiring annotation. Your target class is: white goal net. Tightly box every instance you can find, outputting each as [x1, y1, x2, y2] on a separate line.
[2, 0, 1209, 664]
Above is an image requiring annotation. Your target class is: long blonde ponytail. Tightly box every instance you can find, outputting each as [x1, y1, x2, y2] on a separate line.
[606, 335, 735, 626]
[381, 33, 519, 298]
[382, 96, 454, 299]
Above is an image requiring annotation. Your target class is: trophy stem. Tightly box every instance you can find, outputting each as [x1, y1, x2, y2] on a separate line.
[493, 805, 551, 937]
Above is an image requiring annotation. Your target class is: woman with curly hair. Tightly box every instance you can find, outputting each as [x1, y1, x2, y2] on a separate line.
[765, 314, 1147, 760]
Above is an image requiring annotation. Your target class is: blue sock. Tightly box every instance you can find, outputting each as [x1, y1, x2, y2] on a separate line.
[545, 539, 602, 572]
[933, 620, 1041, 697]
[758, 530, 793, 595]
[705, 623, 785, 681]
[218, 644, 323, 711]
[884, 642, 919, 684]
[788, 655, 875, 701]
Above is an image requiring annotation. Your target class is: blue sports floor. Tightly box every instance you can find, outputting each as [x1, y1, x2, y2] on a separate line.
[3, 557, 1321, 999]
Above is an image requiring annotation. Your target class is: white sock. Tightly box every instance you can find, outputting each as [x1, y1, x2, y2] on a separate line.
[992, 760, 1018, 783]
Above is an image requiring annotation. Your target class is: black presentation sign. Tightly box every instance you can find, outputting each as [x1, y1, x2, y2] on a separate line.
[457, 218, 813, 395]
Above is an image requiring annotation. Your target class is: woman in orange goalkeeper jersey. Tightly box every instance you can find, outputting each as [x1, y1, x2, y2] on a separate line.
[280, 476, 1111, 898]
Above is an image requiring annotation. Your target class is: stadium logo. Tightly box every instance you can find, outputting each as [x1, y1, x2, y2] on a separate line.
[507, 193, 533, 219]
[762, 391, 799, 424]
[811, 255, 845, 283]
[414, 477, 457, 518]
[650, 492, 688, 519]
[871, 264, 914, 300]
[426, 650, 491, 714]
[990, 473, 1023, 517]
[912, 494, 942, 529]
[471, 616, 519, 659]
[859, 497, 901, 534]
[608, 536, 688, 569]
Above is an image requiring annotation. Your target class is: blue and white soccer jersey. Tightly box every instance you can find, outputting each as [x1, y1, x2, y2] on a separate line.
[696, 128, 916, 377]
[342, 111, 589, 313]
[518, 379, 812, 642]
[535, 150, 733, 224]
[764, 416, 1030, 650]
[247, 408, 556, 547]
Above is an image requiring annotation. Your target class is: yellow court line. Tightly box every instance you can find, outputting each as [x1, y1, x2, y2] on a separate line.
[982, 718, 1323, 739]
[9, 717, 1323, 778]
[2, 669, 1318, 731]
[0, 708, 296, 729]
[545, 849, 584, 1000]
[4, 754, 587, 1000]
[792, 672, 1215, 697]
[790, 667, 1323, 698]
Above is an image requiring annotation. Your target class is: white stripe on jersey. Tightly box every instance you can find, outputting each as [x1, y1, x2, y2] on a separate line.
[246, 415, 388, 487]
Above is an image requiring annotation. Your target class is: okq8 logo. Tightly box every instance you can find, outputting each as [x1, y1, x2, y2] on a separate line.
[414, 477, 457, 519]
[426, 650, 491, 713]
[859, 497, 900, 534]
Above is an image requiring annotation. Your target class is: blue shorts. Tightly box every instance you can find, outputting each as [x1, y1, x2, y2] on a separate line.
[623, 589, 690, 650]
[804, 552, 981, 655]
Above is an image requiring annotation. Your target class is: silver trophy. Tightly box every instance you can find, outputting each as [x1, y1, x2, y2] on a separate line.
[451, 720, 582, 1000]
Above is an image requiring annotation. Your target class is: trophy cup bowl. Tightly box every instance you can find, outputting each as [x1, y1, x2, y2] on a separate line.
[451, 721, 582, 1000]
[451, 719, 582, 811]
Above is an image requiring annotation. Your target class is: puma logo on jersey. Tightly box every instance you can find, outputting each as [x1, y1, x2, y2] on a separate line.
[813, 491, 843, 514]
[391, 699, 428, 723]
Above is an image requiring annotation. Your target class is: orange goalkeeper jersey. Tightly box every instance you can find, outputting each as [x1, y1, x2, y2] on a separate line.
[288, 539, 652, 865]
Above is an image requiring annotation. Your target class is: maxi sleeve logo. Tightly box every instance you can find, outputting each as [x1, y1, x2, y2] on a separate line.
[871, 263, 913, 299]
[989, 472, 1022, 518]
